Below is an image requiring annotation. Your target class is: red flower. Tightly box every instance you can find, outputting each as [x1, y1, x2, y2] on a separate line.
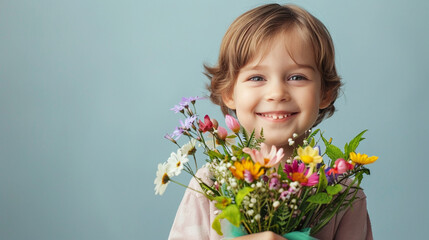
[198, 115, 213, 132]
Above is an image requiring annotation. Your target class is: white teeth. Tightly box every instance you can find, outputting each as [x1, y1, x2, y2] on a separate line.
[261, 113, 290, 119]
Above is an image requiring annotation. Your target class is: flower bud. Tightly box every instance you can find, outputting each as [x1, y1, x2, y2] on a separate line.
[211, 118, 219, 130]
[225, 114, 240, 133]
[164, 134, 177, 144]
[273, 201, 280, 208]
[217, 126, 227, 140]
[335, 158, 348, 174]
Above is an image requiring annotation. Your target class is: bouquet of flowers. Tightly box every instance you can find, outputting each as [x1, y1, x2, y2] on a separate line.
[154, 97, 378, 238]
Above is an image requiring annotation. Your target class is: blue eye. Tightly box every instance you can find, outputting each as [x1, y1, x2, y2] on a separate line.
[249, 76, 265, 81]
[289, 75, 306, 81]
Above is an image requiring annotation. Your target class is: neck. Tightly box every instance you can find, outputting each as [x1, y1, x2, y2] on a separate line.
[279, 134, 306, 162]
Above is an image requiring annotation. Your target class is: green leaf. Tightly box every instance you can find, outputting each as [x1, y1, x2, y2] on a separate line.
[326, 184, 343, 195]
[346, 130, 367, 157]
[212, 216, 222, 236]
[199, 182, 219, 198]
[310, 137, 315, 147]
[361, 167, 371, 176]
[207, 150, 224, 160]
[211, 205, 241, 236]
[231, 145, 242, 156]
[307, 192, 332, 204]
[246, 130, 255, 147]
[214, 196, 232, 210]
[320, 133, 329, 146]
[235, 187, 253, 207]
[278, 164, 288, 180]
[307, 129, 320, 141]
[317, 165, 327, 193]
[325, 144, 345, 163]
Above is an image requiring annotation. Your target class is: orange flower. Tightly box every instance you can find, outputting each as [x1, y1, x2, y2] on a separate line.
[230, 159, 264, 183]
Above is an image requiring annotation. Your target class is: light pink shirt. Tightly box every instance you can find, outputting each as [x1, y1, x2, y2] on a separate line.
[169, 167, 373, 240]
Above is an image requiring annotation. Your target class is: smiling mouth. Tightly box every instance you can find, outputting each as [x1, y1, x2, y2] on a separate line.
[256, 112, 297, 120]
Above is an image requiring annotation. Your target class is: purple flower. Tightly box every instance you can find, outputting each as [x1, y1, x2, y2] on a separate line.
[269, 177, 280, 190]
[262, 175, 269, 183]
[325, 167, 336, 185]
[170, 104, 185, 113]
[179, 97, 191, 107]
[183, 96, 205, 104]
[179, 115, 197, 130]
[164, 133, 177, 143]
[171, 127, 184, 140]
[171, 96, 205, 113]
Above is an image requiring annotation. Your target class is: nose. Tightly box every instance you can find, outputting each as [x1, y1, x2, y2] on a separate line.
[266, 79, 291, 102]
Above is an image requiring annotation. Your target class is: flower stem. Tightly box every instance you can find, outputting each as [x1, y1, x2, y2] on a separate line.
[169, 179, 205, 195]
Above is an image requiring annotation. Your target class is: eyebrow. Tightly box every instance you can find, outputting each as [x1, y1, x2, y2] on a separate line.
[241, 63, 316, 72]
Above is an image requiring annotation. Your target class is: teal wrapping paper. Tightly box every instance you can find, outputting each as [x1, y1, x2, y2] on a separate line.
[221, 221, 317, 240]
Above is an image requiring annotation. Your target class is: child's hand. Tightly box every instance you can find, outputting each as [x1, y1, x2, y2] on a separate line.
[231, 231, 287, 240]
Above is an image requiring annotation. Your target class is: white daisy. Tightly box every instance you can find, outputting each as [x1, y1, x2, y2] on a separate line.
[154, 163, 171, 195]
[167, 149, 189, 176]
[180, 138, 197, 156]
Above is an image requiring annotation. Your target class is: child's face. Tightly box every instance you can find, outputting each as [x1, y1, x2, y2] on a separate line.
[224, 30, 331, 149]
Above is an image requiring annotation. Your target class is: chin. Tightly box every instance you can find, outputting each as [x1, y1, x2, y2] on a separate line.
[263, 138, 290, 149]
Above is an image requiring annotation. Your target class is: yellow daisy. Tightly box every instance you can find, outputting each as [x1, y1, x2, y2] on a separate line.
[349, 152, 378, 165]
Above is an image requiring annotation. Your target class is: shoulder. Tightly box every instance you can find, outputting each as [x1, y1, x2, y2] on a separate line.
[195, 165, 214, 182]
[339, 178, 367, 200]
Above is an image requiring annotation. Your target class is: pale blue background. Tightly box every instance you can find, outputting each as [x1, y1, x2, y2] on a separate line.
[1, 0, 428, 239]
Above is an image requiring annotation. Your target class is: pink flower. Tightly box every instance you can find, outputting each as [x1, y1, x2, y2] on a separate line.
[225, 114, 240, 133]
[269, 176, 280, 190]
[327, 158, 354, 175]
[244, 170, 254, 183]
[280, 189, 291, 200]
[217, 126, 228, 140]
[243, 143, 284, 168]
[198, 115, 213, 132]
[284, 160, 319, 186]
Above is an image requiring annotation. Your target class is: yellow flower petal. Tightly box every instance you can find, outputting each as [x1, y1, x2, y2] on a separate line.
[350, 152, 378, 165]
[297, 146, 323, 164]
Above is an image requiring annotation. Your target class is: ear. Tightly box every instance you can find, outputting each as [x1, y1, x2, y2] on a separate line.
[222, 93, 236, 110]
[319, 89, 334, 109]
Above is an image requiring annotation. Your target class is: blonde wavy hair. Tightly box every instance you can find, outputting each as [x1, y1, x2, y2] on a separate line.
[205, 4, 342, 127]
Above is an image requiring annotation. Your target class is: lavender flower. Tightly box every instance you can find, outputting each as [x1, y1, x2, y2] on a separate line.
[170, 104, 185, 113]
[180, 115, 197, 130]
[164, 133, 177, 144]
[171, 96, 205, 113]
[184, 96, 205, 104]
[171, 127, 184, 140]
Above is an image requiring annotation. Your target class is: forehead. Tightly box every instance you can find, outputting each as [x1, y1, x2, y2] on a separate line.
[251, 26, 316, 68]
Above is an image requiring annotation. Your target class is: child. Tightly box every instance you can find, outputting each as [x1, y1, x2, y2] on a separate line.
[169, 4, 372, 240]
